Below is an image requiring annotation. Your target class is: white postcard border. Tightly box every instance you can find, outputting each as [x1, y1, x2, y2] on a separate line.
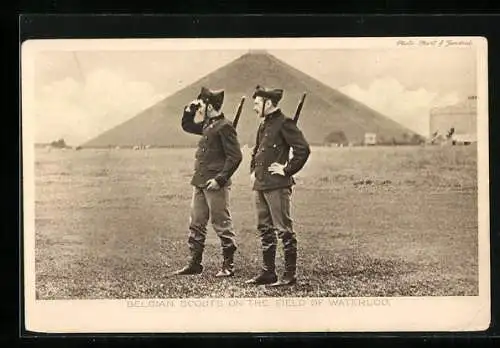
[21, 36, 490, 333]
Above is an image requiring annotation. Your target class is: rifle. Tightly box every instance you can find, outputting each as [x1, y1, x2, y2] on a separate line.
[293, 93, 307, 124]
[232, 96, 246, 128]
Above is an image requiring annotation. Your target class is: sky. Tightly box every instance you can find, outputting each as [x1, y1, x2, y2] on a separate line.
[31, 45, 477, 145]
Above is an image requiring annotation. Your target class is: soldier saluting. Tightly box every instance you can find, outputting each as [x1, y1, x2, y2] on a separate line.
[174, 87, 243, 277]
[246, 85, 311, 286]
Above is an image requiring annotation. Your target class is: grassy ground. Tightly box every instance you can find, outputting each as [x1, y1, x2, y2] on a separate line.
[34, 145, 478, 299]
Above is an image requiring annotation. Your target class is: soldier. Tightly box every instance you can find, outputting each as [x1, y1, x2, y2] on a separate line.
[174, 87, 243, 277]
[245, 85, 311, 286]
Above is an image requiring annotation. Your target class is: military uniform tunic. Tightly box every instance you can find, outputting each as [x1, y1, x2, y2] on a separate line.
[183, 111, 242, 188]
[250, 109, 310, 190]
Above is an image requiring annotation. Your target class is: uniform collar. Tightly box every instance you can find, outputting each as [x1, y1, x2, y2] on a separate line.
[204, 113, 225, 128]
[209, 113, 224, 122]
[263, 108, 281, 122]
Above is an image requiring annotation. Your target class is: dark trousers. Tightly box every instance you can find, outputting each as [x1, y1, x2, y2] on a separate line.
[255, 187, 297, 274]
[188, 185, 237, 262]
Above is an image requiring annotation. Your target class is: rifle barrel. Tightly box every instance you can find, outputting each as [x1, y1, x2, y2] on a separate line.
[293, 93, 307, 123]
[233, 96, 246, 128]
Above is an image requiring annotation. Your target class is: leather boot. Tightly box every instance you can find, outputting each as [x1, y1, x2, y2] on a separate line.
[269, 250, 297, 287]
[245, 245, 277, 285]
[216, 246, 236, 277]
[173, 249, 203, 275]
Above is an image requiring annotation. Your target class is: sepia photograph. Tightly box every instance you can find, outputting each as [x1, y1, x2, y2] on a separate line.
[22, 37, 489, 333]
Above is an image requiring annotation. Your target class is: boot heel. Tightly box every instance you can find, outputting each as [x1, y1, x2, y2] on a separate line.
[173, 249, 204, 275]
[216, 247, 236, 277]
[245, 271, 277, 285]
[173, 264, 203, 275]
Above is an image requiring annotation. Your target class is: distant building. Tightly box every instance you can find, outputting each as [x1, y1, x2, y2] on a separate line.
[364, 133, 377, 145]
[429, 96, 477, 143]
[324, 130, 349, 146]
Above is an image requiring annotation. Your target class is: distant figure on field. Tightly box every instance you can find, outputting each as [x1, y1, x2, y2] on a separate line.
[174, 87, 243, 277]
[245, 85, 311, 287]
[447, 127, 455, 139]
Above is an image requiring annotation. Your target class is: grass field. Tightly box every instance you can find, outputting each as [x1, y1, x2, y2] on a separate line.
[33, 145, 478, 299]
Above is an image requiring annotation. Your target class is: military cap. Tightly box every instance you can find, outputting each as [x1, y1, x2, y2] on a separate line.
[252, 85, 284, 104]
[198, 86, 225, 110]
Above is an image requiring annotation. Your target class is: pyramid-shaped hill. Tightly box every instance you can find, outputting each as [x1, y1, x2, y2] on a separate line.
[83, 50, 417, 148]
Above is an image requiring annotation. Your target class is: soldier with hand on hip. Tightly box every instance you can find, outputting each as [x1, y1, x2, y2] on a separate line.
[174, 87, 243, 277]
[246, 85, 311, 287]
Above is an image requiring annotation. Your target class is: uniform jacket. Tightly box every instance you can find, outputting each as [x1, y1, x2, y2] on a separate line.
[182, 109, 243, 188]
[250, 109, 311, 191]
